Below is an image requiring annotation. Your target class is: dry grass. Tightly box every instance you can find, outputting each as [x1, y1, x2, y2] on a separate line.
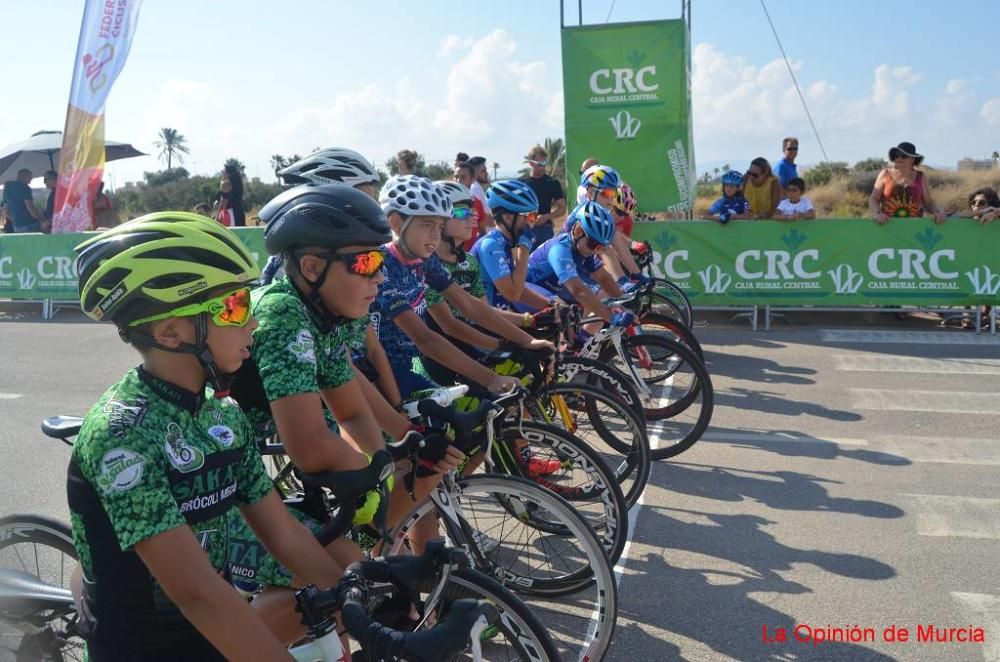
[683, 167, 1000, 219]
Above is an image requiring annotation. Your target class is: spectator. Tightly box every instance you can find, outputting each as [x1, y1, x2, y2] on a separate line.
[467, 155, 491, 215]
[193, 202, 212, 216]
[743, 157, 781, 219]
[92, 181, 118, 229]
[2, 169, 47, 233]
[519, 144, 566, 248]
[775, 137, 799, 189]
[43, 170, 58, 223]
[954, 187, 1000, 224]
[454, 152, 470, 168]
[702, 170, 751, 224]
[396, 149, 419, 175]
[869, 142, 946, 225]
[776, 177, 815, 220]
[576, 157, 600, 202]
[454, 161, 489, 250]
[217, 163, 246, 227]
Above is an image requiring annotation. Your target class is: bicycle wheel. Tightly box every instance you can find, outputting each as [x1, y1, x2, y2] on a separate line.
[636, 312, 704, 362]
[388, 475, 617, 662]
[429, 567, 561, 662]
[0, 515, 84, 662]
[493, 421, 628, 565]
[600, 334, 715, 459]
[531, 382, 650, 509]
[556, 355, 646, 423]
[650, 277, 694, 327]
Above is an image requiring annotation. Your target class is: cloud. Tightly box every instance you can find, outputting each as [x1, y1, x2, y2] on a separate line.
[981, 98, 1000, 125]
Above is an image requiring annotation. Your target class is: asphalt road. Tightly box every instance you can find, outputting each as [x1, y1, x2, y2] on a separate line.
[1, 305, 998, 661]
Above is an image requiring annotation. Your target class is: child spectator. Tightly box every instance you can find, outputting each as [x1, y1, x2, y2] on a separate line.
[776, 177, 816, 220]
[702, 170, 751, 224]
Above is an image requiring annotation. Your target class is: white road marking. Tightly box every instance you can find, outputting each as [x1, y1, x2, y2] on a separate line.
[821, 330, 1000, 345]
[903, 494, 1000, 539]
[835, 355, 1000, 375]
[849, 389, 1000, 415]
[0, 393, 24, 400]
[874, 435, 1000, 466]
[950, 593, 1000, 662]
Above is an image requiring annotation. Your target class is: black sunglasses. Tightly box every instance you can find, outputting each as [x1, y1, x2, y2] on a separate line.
[786, 146, 799, 151]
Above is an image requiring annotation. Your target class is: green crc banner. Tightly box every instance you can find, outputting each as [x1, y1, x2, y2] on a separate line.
[561, 19, 695, 213]
[0, 228, 266, 301]
[632, 219, 1000, 306]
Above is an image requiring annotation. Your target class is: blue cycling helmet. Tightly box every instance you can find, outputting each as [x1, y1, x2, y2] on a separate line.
[721, 170, 743, 186]
[573, 201, 616, 246]
[487, 180, 539, 215]
[579, 164, 621, 191]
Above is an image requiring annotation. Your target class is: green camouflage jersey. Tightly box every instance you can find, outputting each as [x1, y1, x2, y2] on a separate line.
[236, 277, 357, 437]
[425, 251, 486, 319]
[66, 367, 272, 655]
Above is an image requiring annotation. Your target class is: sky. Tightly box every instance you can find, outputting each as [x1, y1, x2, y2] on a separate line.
[2, 0, 998, 189]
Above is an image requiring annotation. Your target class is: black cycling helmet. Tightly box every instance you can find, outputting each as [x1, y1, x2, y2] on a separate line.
[260, 183, 391, 256]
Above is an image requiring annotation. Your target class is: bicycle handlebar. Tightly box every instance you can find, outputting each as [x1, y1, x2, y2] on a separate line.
[295, 539, 492, 662]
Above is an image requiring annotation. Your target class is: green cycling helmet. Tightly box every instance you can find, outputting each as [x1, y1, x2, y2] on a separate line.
[76, 212, 260, 326]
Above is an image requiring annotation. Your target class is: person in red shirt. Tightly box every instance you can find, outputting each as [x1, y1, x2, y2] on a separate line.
[455, 161, 489, 250]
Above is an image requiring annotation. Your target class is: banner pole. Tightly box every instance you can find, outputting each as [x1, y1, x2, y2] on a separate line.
[578, 0, 583, 25]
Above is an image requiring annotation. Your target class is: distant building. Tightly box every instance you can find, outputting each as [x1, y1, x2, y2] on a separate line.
[957, 158, 996, 171]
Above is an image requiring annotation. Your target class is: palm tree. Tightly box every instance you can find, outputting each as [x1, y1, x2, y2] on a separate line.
[713, 167, 720, 179]
[154, 128, 190, 169]
[543, 137, 566, 183]
[270, 154, 288, 178]
[992, 151, 999, 166]
[722, 164, 731, 173]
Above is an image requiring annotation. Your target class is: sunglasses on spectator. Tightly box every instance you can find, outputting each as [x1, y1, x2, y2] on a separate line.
[785, 145, 799, 151]
[130, 287, 252, 328]
[310, 249, 386, 278]
[972, 198, 990, 208]
[529, 160, 547, 167]
[451, 206, 474, 220]
[749, 171, 763, 178]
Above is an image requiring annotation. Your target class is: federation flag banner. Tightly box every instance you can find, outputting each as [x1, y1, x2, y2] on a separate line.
[52, 0, 143, 233]
[561, 19, 695, 214]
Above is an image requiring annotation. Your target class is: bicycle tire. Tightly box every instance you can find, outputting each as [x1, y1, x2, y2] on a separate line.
[531, 382, 651, 509]
[0, 515, 83, 662]
[556, 355, 646, 424]
[650, 277, 694, 327]
[387, 475, 617, 661]
[432, 567, 561, 662]
[600, 334, 714, 459]
[636, 312, 704, 362]
[492, 421, 629, 565]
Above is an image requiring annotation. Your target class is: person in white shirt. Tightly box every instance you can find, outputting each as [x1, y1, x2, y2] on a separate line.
[467, 156, 491, 215]
[776, 177, 816, 220]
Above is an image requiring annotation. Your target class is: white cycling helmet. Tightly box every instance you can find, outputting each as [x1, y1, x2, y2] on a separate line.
[435, 180, 473, 207]
[379, 175, 453, 217]
[278, 147, 379, 187]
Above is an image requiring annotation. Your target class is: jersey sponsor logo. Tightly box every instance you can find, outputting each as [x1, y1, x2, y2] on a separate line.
[178, 481, 238, 514]
[103, 395, 149, 438]
[287, 329, 316, 364]
[163, 422, 205, 473]
[96, 448, 146, 493]
[208, 425, 235, 447]
[194, 528, 216, 550]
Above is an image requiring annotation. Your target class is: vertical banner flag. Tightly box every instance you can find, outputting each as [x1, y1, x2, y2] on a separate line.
[561, 19, 695, 214]
[52, 0, 143, 233]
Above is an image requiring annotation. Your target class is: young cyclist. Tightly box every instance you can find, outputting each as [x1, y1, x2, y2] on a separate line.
[69, 213, 344, 661]
[374, 175, 537, 399]
[470, 180, 554, 312]
[527, 201, 635, 327]
[702, 170, 751, 223]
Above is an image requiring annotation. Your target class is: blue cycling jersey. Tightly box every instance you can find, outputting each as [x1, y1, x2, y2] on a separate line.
[372, 243, 453, 379]
[470, 228, 516, 309]
[527, 233, 603, 294]
[561, 202, 585, 234]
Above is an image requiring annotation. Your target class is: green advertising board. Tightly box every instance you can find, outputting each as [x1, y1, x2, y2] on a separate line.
[631, 219, 1000, 306]
[3, 222, 998, 307]
[0, 228, 267, 301]
[561, 19, 695, 213]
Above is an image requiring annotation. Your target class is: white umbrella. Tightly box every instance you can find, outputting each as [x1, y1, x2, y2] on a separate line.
[0, 130, 145, 182]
